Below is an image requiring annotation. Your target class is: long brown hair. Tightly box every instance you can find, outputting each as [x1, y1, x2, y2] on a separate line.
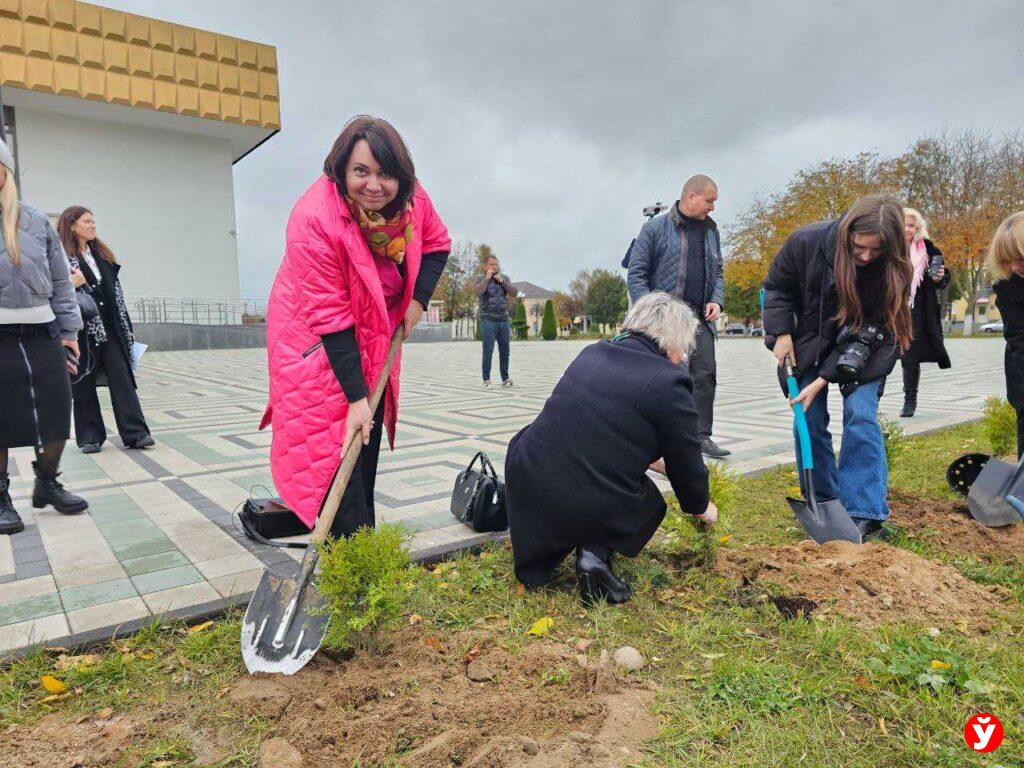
[57, 206, 117, 264]
[323, 115, 416, 218]
[833, 194, 913, 351]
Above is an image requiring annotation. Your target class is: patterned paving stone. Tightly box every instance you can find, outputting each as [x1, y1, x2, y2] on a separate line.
[0, 337, 1008, 656]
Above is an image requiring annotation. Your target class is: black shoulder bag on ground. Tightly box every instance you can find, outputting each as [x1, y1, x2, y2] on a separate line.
[238, 497, 310, 549]
[450, 452, 508, 532]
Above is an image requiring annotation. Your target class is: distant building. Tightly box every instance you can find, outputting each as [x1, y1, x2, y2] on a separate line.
[0, 0, 280, 302]
[510, 280, 554, 337]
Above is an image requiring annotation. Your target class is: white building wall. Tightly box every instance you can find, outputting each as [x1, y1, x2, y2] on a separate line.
[14, 107, 240, 300]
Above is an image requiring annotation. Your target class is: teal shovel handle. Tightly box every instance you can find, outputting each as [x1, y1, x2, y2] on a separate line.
[786, 362, 814, 471]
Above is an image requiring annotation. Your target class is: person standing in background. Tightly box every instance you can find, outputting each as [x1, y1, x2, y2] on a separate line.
[474, 253, 519, 388]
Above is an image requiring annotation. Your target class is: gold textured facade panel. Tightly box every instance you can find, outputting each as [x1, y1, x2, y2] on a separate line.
[0, 1, 281, 131]
[22, 0, 49, 24]
[125, 14, 148, 45]
[52, 27, 76, 61]
[49, 0, 74, 29]
[195, 28, 216, 60]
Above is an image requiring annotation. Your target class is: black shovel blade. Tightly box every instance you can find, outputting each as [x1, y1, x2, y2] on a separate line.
[785, 496, 862, 544]
[241, 565, 329, 675]
[967, 458, 1024, 527]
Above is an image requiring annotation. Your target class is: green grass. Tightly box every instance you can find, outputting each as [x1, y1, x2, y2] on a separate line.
[1, 421, 1021, 767]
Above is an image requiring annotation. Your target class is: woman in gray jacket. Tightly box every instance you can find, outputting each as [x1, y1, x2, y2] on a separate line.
[0, 141, 88, 535]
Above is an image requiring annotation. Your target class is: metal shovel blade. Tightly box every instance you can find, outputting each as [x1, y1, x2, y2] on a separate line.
[785, 495, 862, 545]
[967, 457, 1024, 527]
[241, 560, 328, 676]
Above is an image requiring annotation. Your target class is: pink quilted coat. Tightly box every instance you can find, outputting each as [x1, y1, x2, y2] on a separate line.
[260, 176, 451, 528]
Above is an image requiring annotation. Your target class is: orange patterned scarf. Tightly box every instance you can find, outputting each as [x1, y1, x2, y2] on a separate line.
[346, 197, 413, 265]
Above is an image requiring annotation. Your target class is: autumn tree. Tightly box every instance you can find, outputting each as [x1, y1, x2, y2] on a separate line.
[551, 290, 575, 330]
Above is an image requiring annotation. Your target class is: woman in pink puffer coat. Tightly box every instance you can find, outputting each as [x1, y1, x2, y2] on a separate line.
[260, 116, 450, 536]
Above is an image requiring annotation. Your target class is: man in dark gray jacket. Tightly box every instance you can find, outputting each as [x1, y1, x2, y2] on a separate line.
[627, 174, 728, 458]
[473, 254, 519, 387]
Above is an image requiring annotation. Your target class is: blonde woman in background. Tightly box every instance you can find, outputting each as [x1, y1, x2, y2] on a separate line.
[987, 211, 1024, 457]
[0, 141, 88, 536]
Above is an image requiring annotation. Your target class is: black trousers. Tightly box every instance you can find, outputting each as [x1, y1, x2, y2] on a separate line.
[72, 340, 150, 447]
[1000, 301, 1024, 458]
[328, 400, 385, 538]
[688, 323, 717, 440]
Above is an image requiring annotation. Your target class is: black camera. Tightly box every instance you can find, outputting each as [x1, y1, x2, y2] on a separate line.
[643, 202, 669, 218]
[835, 324, 889, 381]
[927, 253, 943, 280]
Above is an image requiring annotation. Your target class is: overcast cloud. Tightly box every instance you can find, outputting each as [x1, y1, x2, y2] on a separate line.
[103, 0, 1024, 300]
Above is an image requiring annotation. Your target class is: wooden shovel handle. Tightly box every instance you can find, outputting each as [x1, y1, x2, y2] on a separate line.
[309, 328, 403, 547]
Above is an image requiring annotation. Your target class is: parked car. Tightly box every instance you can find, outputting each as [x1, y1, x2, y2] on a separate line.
[981, 321, 1005, 333]
[725, 323, 747, 335]
[750, 326, 764, 337]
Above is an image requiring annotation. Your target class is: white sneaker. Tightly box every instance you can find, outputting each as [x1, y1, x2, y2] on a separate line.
[482, 380, 492, 388]
[502, 379, 515, 388]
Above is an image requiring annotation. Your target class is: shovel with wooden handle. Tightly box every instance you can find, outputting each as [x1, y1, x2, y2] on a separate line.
[241, 329, 403, 675]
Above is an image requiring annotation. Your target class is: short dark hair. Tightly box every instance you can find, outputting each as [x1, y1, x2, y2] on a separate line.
[323, 115, 417, 215]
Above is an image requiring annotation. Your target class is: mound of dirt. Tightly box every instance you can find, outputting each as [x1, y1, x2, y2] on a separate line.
[254, 627, 657, 767]
[719, 540, 1009, 631]
[888, 490, 1024, 563]
[1, 712, 138, 768]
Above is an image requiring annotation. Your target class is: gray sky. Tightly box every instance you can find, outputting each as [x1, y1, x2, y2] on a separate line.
[104, 0, 1024, 300]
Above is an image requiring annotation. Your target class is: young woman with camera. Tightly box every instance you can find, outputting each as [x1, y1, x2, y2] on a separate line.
[897, 208, 951, 417]
[763, 195, 912, 540]
[0, 141, 88, 535]
[987, 211, 1024, 458]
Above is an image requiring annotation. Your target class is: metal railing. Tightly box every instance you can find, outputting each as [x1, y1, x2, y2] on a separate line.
[128, 298, 267, 326]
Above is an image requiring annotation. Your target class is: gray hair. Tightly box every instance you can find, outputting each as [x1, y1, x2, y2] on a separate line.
[903, 207, 929, 240]
[682, 174, 717, 198]
[621, 292, 699, 358]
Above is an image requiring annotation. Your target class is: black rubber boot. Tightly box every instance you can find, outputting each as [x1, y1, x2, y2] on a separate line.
[0, 473, 24, 535]
[900, 365, 920, 418]
[576, 547, 632, 604]
[32, 462, 88, 515]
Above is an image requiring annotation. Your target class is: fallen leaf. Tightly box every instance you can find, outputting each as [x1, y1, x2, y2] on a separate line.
[424, 637, 445, 653]
[39, 693, 71, 704]
[40, 676, 67, 694]
[138, 651, 156, 661]
[930, 660, 952, 670]
[188, 621, 214, 634]
[215, 687, 231, 699]
[44, 646, 69, 654]
[787, 485, 803, 497]
[516, 584, 525, 596]
[176, 655, 194, 669]
[718, 535, 731, 545]
[878, 717, 888, 736]
[96, 707, 114, 719]
[437, 581, 449, 589]
[527, 617, 554, 636]
[853, 675, 872, 688]
[55, 654, 100, 672]
[700, 653, 724, 660]
[463, 644, 482, 665]
[956, 621, 969, 635]
[408, 614, 423, 626]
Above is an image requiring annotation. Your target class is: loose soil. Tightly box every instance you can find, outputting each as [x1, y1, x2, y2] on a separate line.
[888, 489, 1024, 563]
[0, 628, 657, 768]
[719, 540, 1009, 631]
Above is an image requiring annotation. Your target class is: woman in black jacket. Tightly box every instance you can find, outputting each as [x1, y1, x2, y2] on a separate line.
[58, 207, 154, 453]
[504, 292, 716, 603]
[898, 208, 951, 417]
[762, 195, 913, 540]
[987, 211, 1024, 457]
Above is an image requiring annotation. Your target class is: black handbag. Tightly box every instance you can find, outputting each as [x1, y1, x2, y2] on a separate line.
[238, 497, 310, 549]
[76, 288, 99, 323]
[450, 451, 508, 532]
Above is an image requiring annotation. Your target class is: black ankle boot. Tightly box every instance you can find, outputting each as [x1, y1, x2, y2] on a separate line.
[576, 548, 631, 604]
[32, 462, 88, 515]
[900, 393, 917, 418]
[0, 474, 24, 535]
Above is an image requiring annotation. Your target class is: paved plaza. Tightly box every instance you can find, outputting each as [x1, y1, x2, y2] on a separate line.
[0, 337, 1007, 656]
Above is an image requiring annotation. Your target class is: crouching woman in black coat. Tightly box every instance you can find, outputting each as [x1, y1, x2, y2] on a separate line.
[504, 292, 716, 603]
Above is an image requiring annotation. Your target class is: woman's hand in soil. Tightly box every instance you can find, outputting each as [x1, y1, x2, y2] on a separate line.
[345, 398, 374, 448]
[790, 376, 828, 412]
[649, 458, 667, 476]
[695, 501, 718, 526]
[773, 334, 794, 368]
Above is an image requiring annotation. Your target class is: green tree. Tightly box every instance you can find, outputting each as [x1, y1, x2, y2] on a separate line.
[585, 269, 627, 335]
[541, 299, 557, 340]
[512, 298, 528, 340]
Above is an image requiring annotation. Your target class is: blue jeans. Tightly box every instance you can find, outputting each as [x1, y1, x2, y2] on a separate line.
[481, 318, 511, 382]
[793, 375, 889, 521]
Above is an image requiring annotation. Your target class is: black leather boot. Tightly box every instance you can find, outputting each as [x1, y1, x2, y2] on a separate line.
[900, 364, 920, 418]
[576, 548, 631, 604]
[32, 462, 88, 515]
[0, 473, 24, 535]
